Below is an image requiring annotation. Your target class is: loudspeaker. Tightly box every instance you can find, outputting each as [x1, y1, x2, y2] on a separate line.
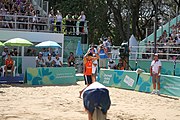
[81, 34, 87, 44]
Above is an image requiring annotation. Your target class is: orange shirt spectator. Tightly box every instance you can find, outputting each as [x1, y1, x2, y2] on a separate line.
[4, 54, 14, 76]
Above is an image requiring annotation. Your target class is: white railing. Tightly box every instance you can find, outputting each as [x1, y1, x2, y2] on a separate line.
[129, 45, 180, 61]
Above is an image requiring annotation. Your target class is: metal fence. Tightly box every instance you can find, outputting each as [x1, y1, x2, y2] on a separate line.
[0, 14, 88, 35]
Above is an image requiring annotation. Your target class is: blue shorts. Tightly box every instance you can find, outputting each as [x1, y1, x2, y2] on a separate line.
[83, 88, 111, 114]
[84, 75, 92, 85]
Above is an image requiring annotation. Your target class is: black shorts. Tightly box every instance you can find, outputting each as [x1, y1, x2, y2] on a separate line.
[84, 75, 92, 85]
[7, 66, 12, 70]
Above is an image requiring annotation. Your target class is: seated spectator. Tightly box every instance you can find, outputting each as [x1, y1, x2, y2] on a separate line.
[45, 53, 54, 67]
[36, 52, 45, 67]
[68, 52, 75, 67]
[116, 59, 125, 70]
[4, 53, 14, 76]
[53, 54, 63, 67]
[1, 46, 8, 65]
[108, 59, 116, 69]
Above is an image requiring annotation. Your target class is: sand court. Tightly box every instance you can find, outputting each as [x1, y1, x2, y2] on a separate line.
[0, 81, 180, 120]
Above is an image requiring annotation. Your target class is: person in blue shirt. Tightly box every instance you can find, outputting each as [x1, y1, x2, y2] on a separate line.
[98, 44, 108, 68]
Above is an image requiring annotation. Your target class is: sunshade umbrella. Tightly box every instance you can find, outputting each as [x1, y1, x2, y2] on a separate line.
[4, 38, 33, 46]
[35, 41, 62, 48]
[4, 38, 33, 75]
[76, 41, 83, 56]
[0, 41, 4, 46]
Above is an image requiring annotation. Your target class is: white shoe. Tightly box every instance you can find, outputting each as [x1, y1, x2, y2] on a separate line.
[151, 90, 156, 94]
[156, 90, 160, 95]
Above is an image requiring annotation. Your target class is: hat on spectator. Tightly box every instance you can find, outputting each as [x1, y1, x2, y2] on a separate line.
[48, 53, 51, 56]
[4, 46, 8, 49]
[154, 53, 158, 56]
[39, 52, 43, 55]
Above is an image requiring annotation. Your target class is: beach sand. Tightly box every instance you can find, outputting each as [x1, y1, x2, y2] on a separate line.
[0, 81, 180, 120]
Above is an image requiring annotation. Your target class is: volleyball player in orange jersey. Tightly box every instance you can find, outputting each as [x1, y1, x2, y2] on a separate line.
[79, 52, 99, 97]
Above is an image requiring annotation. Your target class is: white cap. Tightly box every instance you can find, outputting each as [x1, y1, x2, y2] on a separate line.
[154, 53, 158, 56]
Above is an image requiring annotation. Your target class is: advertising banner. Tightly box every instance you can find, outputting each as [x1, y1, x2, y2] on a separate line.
[135, 73, 153, 93]
[26, 67, 76, 85]
[98, 69, 137, 90]
[160, 75, 180, 97]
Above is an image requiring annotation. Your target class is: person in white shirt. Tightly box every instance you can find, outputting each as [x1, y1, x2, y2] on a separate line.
[36, 52, 45, 67]
[108, 59, 116, 69]
[78, 11, 86, 33]
[56, 10, 62, 33]
[53, 54, 63, 67]
[45, 53, 54, 67]
[150, 53, 162, 95]
[92, 54, 98, 82]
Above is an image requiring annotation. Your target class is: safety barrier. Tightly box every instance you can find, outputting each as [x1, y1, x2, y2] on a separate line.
[98, 69, 180, 97]
[25, 67, 76, 85]
[129, 60, 180, 76]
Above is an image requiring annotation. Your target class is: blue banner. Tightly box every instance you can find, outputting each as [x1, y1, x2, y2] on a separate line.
[26, 67, 76, 85]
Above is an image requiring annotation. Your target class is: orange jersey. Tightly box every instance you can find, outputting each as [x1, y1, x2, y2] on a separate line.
[5, 59, 13, 66]
[84, 60, 93, 75]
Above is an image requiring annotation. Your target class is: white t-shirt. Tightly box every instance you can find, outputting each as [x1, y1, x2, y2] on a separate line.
[108, 61, 116, 69]
[56, 15, 62, 22]
[92, 59, 98, 74]
[45, 57, 54, 64]
[79, 15, 86, 21]
[151, 60, 161, 74]
[36, 56, 45, 65]
[54, 57, 62, 66]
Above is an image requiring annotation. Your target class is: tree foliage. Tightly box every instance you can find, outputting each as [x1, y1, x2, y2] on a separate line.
[47, 0, 180, 45]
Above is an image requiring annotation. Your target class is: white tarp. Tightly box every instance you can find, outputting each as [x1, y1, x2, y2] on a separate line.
[129, 34, 138, 59]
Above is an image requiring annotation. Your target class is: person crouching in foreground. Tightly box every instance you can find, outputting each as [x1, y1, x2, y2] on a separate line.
[82, 82, 111, 120]
[79, 52, 99, 97]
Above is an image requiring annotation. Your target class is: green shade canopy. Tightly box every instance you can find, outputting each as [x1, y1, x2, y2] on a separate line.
[0, 41, 4, 46]
[4, 38, 33, 46]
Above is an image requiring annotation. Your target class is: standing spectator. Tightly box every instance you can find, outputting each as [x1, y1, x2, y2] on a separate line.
[72, 13, 79, 34]
[98, 44, 108, 68]
[56, 10, 62, 33]
[150, 53, 162, 95]
[65, 13, 73, 34]
[67, 52, 75, 67]
[88, 44, 97, 54]
[78, 11, 86, 34]
[92, 53, 98, 82]
[31, 11, 38, 31]
[49, 13, 55, 32]
[107, 36, 112, 58]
